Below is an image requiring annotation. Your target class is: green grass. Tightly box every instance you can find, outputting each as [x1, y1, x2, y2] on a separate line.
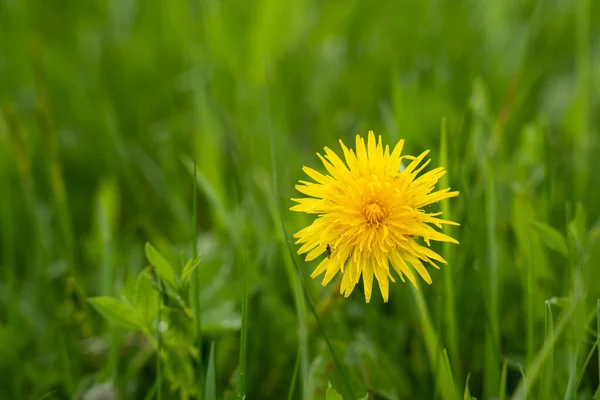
[1, 1, 600, 399]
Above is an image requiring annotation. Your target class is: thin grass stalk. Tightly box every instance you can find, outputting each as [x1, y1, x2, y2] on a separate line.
[156, 278, 163, 400]
[513, 302, 597, 399]
[499, 359, 508, 400]
[192, 159, 204, 388]
[539, 300, 554, 399]
[238, 250, 250, 398]
[287, 350, 301, 400]
[439, 117, 459, 380]
[412, 286, 456, 400]
[484, 160, 500, 397]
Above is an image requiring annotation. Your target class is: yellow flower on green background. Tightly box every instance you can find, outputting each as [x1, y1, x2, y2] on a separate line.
[291, 131, 459, 303]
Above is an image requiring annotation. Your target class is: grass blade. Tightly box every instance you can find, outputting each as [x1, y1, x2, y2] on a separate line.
[412, 286, 456, 400]
[204, 342, 217, 400]
[499, 359, 508, 400]
[191, 159, 204, 388]
[484, 160, 500, 398]
[238, 250, 250, 398]
[287, 350, 301, 400]
[513, 302, 597, 399]
[156, 278, 164, 400]
[539, 300, 555, 399]
[439, 117, 460, 381]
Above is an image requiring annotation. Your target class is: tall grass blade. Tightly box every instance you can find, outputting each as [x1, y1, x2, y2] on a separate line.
[238, 250, 250, 398]
[499, 359, 508, 400]
[156, 278, 163, 400]
[539, 300, 555, 399]
[412, 287, 456, 400]
[484, 160, 500, 398]
[204, 342, 217, 400]
[191, 159, 204, 388]
[287, 350, 301, 400]
[513, 303, 597, 399]
[439, 117, 459, 380]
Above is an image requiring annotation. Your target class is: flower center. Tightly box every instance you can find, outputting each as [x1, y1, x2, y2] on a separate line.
[364, 202, 386, 224]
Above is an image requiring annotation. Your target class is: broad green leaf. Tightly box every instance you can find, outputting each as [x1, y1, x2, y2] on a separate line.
[163, 345, 197, 396]
[133, 269, 159, 327]
[145, 242, 179, 289]
[181, 254, 202, 284]
[530, 221, 568, 256]
[326, 382, 343, 400]
[88, 297, 144, 331]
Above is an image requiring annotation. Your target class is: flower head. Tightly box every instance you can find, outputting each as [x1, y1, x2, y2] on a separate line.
[291, 131, 459, 303]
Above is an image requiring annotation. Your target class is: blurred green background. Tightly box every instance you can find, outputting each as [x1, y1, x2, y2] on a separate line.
[1, 0, 599, 399]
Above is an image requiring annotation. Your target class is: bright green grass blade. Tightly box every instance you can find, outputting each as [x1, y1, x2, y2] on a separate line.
[156, 279, 163, 400]
[238, 250, 250, 398]
[573, 0, 591, 198]
[597, 299, 600, 394]
[484, 160, 500, 398]
[513, 303, 597, 399]
[463, 373, 471, 400]
[575, 338, 598, 389]
[539, 300, 555, 399]
[204, 342, 217, 400]
[499, 359, 508, 400]
[442, 348, 457, 400]
[191, 159, 204, 389]
[439, 117, 459, 381]
[287, 350, 301, 400]
[412, 286, 456, 400]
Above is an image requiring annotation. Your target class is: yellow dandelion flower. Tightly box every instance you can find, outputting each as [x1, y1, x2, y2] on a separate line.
[290, 130, 459, 303]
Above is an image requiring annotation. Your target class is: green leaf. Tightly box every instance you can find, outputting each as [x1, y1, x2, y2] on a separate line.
[204, 342, 217, 400]
[463, 373, 471, 400]
[326, 382, 344, 400]
[88, 297, 144, 331]
[145, 242, 179, 289]
[181, 254, 202, 284]
[163, 345, 197, 396]
[133, 269, 159, 327]
[530, 221, 568, 256]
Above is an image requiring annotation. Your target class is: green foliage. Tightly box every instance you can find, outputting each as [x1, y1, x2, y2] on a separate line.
[1, 0, 599, 399]
[88, 297, 144, 332]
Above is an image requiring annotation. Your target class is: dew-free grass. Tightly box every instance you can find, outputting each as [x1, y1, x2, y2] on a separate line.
[1, 1, 599, 399]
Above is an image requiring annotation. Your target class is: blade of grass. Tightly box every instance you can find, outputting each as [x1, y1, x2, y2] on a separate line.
[513, 301, 597, 399]
[204, 342, 217, 400]
[265, 61, 356, 400]
[463, 373, 471, 400]
[156, 278, 163, 400]
[287, 349, 301, 400]
[575, 338, 599, 389]
[191, 159, 204, 389]
[499, 359, 508, 400]
[597, 299, 599, 395]
[439, 117, 460, 381]
[238, 249, 250, 398]
[539, 300, 555, 399]
[442, 348, 457, 400]
[412, 286, 456, 400]
[573, 0, 591, 198]
[484, 160, 500, 398]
